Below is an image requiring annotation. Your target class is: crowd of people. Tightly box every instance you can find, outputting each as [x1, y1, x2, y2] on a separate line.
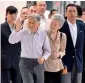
[1, 1, 85, 83]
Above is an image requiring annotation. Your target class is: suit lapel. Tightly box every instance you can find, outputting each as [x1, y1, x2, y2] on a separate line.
[65, 21, 74, 47]
[75, 22, 80, 48]
[5, 22, 11, 37]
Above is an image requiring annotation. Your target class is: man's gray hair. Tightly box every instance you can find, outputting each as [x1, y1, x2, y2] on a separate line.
[51, 13, 65, 27]
[28, 13, 41, 22]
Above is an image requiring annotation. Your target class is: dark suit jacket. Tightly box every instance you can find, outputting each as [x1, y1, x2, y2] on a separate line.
[1, 22, 21, 69]
[76, 19, 85, 25]
[77, 20, 85, 70]
[60, 21, 85, 72]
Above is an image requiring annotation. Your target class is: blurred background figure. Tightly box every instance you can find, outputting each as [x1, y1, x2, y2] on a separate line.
[22, 5, 36, 29]
[34, 1, 51, 31]
[48, 9, 58, 19]
[20, 7, 28, 24]
[76, 5, 83, 23]
[82, 8, 85, 23]
[28, 5, 36, 14]
[34, 1, 47, 18]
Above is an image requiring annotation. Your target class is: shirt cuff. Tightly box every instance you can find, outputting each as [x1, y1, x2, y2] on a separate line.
[42, 54, 50, 60]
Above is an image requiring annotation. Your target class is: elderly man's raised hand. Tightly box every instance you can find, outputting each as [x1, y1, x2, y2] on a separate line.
[15, 18, 23, 32]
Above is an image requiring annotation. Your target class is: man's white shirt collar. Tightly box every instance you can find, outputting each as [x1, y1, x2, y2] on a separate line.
[67, 19, 77, 27]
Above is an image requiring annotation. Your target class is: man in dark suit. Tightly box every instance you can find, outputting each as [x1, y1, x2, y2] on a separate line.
[1, 6, 21, 83]
[60, 4, 85, 83]
[76, 5, 85, 83]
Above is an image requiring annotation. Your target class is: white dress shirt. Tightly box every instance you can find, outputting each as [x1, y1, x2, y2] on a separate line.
[9, 27, 51, 60]
[9, 24, 15, 32]
[67, 19, 77, 47]
[40, 17, 51, 31]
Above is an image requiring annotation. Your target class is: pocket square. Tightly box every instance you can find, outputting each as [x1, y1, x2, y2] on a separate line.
[80, 31, 82, 32]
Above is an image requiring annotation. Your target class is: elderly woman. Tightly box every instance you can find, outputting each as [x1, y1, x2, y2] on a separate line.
[9, 14, 51, 83]
[44, 14, 67, 83]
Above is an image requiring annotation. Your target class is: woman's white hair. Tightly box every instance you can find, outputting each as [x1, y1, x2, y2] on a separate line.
[51, 13, 65, 28]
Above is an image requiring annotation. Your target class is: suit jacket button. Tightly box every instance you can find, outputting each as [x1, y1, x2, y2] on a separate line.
[73, 56, 74, 58]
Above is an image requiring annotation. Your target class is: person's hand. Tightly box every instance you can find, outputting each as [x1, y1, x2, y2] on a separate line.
[56, 52, 61, 58]
[51, 52, 61, 59]
[37, 57, 45, 64]
[15, 18, 23, 32]
[62, 66, 68, 74]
